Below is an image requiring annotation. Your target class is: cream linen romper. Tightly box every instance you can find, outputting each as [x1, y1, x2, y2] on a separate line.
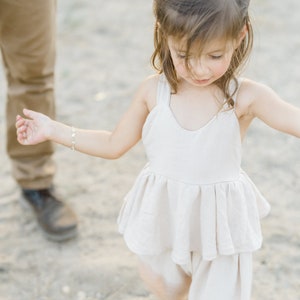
[118, 75, 271, 299]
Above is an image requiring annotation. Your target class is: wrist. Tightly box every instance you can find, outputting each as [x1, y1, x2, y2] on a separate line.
[46, 119, 59, 141]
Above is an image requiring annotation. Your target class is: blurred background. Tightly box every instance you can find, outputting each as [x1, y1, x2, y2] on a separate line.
[0, 0, 299, 299]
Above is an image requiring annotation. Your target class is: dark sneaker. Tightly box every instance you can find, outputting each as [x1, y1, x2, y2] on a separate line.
[20, 187, 77, 242]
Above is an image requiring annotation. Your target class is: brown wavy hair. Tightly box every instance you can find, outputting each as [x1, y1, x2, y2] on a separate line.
[151, 0, 253, 107]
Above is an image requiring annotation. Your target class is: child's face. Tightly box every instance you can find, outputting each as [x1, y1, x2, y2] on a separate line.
[168, 37, 237, 87]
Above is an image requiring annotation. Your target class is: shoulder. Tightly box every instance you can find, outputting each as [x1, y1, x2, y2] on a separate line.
[235, 77, 276, 118]
[136, 73, 161, 111]
[139, 73, 160, 93]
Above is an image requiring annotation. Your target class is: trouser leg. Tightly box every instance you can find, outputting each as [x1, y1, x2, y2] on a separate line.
[188, 252, 253, 300]
[138, 251, 253, 300]
[0, 0, 56, 189]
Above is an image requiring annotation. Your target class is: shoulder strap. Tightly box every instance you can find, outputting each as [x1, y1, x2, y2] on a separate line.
[156, 74, 171, 106]
[229, 77, 244, 104]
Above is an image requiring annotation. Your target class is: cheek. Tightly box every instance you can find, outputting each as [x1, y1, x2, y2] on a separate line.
[213, 59, 231, 77]
[173, 60, 188, 76]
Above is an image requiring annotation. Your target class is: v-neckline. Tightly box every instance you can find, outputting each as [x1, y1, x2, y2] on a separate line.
[166, 91, 224, 133]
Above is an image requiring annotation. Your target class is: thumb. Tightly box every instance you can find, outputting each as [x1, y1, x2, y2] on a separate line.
[23, 108, 38, 119]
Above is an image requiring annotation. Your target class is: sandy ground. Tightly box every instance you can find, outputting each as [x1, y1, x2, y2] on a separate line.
[0, 0, 299, 299]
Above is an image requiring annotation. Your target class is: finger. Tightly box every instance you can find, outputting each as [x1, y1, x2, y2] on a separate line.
[18, 129, 30, 143]
[16, 119, 25, 128]
[16, 124, 27, 133]
[23, 108, 39, 119]
[23, 108, 33, 118]
[17, 134, 26, 145]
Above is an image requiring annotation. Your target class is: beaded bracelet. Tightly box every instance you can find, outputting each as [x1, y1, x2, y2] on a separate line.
[71, 126, 76, 151]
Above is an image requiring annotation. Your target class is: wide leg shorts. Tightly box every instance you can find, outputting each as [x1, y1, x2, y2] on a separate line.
[139, 251, 253, 300]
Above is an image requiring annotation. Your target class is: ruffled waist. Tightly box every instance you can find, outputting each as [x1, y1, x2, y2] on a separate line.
[117, 165, 270, 264]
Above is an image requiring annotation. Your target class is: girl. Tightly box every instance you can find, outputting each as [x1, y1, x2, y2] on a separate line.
[16, 0, 300, 299]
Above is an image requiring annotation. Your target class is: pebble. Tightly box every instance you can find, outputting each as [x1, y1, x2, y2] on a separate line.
[62, 285, 71, 294]
[77, 291, 86, 300]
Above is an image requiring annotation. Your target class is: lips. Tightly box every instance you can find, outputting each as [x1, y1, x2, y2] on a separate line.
[194, 78, 210, 85]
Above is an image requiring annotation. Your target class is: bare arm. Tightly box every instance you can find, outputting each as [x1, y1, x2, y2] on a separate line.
[238, 79, 300, 138]
[16, 78, 154, 159]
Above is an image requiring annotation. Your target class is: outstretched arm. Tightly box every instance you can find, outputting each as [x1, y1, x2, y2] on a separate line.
[16, 79, 152, 159]
[238, 79, 300, 138]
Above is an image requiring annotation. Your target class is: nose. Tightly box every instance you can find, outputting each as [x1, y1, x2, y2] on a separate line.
[189, 58, 209, 77]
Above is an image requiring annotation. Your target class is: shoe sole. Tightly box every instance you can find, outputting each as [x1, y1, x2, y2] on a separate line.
[19, 195, 78, 242]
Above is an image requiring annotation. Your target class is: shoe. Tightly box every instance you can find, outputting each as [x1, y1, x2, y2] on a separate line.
[20, 187, 77, 242]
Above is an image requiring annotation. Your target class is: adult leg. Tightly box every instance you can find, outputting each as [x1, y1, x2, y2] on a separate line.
[138, 252, 191, 300]
[0, 0, 55, 187]
[188, 252, 253, 300]
[0, 0, 77, 241]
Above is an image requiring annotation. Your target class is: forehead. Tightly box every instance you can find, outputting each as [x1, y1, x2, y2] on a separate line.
[168, 36, 233, 53]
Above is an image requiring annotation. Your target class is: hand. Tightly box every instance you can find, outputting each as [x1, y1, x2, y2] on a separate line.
[16, 108, 52, 145]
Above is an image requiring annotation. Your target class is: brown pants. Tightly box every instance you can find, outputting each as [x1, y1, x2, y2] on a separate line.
[0, 0, 56, 189]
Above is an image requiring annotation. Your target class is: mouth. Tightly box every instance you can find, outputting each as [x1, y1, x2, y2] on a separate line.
[193, 78, 210, 85]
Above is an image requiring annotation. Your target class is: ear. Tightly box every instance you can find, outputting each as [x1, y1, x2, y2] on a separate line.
[235, 25, 248, 48]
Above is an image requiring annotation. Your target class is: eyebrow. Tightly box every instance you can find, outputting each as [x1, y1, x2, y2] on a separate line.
[175, 48, 226, 56]
[208, 48, 226, 53]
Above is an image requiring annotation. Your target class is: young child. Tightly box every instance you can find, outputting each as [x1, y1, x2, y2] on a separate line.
[15, 0, 300, 299]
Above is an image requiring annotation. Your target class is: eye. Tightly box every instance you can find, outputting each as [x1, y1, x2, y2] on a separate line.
[210, 54, 223, 60]
[176, 52, 187, 59]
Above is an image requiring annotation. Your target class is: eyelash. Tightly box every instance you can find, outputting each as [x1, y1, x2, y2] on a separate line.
[176, 53, 223, 60]
[177, 53, 187, 59]
[210, 55, 223, 60]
